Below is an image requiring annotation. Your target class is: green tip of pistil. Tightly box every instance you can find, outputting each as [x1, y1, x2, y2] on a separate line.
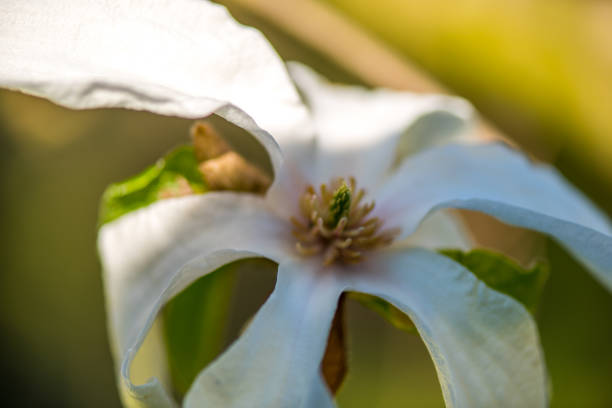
[328, 182, 352, 227]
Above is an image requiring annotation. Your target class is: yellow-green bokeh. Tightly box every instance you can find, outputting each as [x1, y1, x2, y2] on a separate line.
[1, 0, 611, 406]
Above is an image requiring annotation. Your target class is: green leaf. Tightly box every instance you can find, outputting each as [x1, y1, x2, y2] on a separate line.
[439, 248, 549, 314]
[349, 292, 417, 333]
[162, 263, 236, 399]
[98, 145, 206, 225]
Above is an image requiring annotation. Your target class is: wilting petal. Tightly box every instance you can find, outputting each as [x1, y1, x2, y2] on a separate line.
[287, 62, 474, 190]
[375, 143, 612, 291]
[184, 261, 344, 408]
[98, 193, 293, 406]
[0, 0, 316, 175]
[346, 248, 548, 408]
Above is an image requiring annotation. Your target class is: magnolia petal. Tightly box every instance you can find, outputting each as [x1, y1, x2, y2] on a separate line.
[396, 210, 474, 251]
[184, 261, 344, 408]
[0, 0, 317, 175]
[287, 62, 474, 190]
[346, 248, 548, 408]
[98, 193, 292, 406]
[300, 375, 337, 408]
[265, 157, 315, 220]
[375, 143, 612, 291]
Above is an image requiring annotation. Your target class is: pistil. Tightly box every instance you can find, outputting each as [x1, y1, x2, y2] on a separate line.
[291, 177, 400, 265]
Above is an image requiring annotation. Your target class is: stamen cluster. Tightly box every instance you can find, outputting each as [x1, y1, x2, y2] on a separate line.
[291, 177, 400, 266]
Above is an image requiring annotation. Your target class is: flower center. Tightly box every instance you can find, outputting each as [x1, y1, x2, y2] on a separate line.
[290, 177, 400, 266]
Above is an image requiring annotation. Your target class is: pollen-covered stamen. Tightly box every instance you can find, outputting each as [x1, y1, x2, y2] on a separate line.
[291, 177, 400, 266]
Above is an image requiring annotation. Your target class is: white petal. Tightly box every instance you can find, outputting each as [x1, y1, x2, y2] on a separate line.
[287, 62, 474, 190]
[300, 375, 336, 408]
[395, 210, 474, 251]
[98, 193, 293, 407]
[376, 143, 612, 291]
[347, 248, 548, 408]
[265, 157, 315, 220]
[0, 0, 315, 175]
[184, 261, 344, 408]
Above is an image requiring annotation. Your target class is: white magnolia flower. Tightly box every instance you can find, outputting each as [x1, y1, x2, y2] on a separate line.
[2, 1, 611, 408]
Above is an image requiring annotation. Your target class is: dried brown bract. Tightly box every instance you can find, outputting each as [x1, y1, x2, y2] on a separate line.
[191, 121, 271, 193]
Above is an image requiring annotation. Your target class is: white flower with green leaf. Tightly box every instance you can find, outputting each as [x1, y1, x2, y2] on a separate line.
[2, 1, 611, 407]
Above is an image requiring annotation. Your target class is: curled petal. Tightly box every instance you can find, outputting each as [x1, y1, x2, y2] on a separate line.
[287, 62, 475, 191]
[184, 261, 345, 407]
[98, 193, 292, 406]
[376, 143, 612, 291]
[345, 248, 548, 407]
[0, 0, 316, 176]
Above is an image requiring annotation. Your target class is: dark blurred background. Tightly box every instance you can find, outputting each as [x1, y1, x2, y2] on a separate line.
[1, 0, 611, 406]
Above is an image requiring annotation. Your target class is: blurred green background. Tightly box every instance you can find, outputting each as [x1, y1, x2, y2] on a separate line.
[1, 0, 611, 406]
